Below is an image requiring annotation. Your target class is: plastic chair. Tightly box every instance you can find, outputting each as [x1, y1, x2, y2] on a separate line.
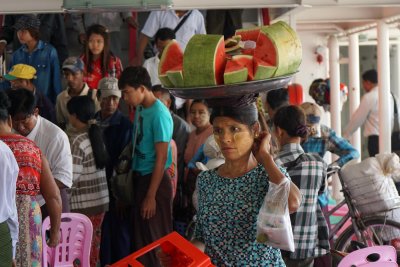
[338, 245, 397, 267]
[42, 213, 93, 267]
[111, 231, 214, 267]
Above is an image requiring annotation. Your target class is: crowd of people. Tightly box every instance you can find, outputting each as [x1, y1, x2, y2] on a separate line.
[0, 9, 393, 267]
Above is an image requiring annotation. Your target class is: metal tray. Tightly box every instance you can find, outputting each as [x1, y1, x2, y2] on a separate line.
[166, 74, 294, 99]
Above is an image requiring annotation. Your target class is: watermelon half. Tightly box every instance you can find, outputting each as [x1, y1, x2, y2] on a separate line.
[183, 34, 226, 87]
[257, 21, 302, 77]
[158, 40, 183, 87]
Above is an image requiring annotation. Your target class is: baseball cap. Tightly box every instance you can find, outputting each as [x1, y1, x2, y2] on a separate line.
[14, 15, 41, 31]
[62, 57, 85, 73]
[4, 64, 37, 80]
[98, 77, 121, 99]
[300, 102, 322, 137]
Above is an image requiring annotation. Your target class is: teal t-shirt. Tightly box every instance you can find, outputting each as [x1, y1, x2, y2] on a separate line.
[132, 100, 173, 175]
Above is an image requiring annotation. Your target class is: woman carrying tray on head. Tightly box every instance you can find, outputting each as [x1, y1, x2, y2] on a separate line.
[159, 94, 301, 266]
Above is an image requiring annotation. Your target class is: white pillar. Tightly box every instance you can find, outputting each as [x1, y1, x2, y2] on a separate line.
[377, 20, 392, 153]
[395, 38, 400, 100]
[329, 35, 342, 200]
[348, 34, 361, 160]
[329, 35, 341, 135]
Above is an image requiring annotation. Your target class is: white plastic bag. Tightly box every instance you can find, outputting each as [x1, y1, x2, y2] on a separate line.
[256, 178, 295, 252]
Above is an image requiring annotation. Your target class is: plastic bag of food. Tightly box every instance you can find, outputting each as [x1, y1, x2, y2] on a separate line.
[256, 178, 295, 252]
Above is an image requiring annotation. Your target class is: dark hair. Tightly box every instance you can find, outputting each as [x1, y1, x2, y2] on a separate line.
[118, 66, 152, 90]
[152, 85, 176, 112]
[67, 96, 108, 169]
[154, 28, 176, 42]
[7, 88, 37, 117]
[273, 105, 308, 138]
[0, 90, 10, 121]
[266, 88, 289, 110]
[191, 99, 212, 114]
[209, 95, 258, 127]
[362, 69, 378, 84]
[84, 24, 113, 77]
[27, 28, 40, 40]
[152, 84, 169, 96]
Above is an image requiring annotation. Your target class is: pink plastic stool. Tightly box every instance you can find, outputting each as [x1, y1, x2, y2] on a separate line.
[42, 213, 93, 267]
[338, 245, 397, 267]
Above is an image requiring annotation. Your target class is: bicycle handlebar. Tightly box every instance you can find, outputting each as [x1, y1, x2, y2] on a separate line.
[327, 164, 341, 177]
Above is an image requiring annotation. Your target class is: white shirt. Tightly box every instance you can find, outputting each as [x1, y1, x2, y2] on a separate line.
[56, 83, 99, 128]
[344, 86, 394, 138]
[141, 10, 206, 50]
[27, 116, 73, 206]
[0, 140, 19, 258]
[143, 54, 161, 86]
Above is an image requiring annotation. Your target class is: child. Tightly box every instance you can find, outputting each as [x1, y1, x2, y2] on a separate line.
[10, 15, 61, 103]
[66, 95, 110, 267]
[81, 24, 123, 90]
[118, 66, 173, 267]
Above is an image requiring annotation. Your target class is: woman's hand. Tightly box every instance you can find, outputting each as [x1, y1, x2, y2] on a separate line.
[47, 227, 60, 247]
[141, 196, 156, 220]
[157, 249, 172, 267]
[252, 131, 272, 163]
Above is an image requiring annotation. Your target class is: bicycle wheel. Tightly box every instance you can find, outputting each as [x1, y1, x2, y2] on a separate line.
[334, 217, 400, 252]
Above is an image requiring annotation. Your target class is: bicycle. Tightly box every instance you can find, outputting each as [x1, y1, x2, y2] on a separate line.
[325, 165, 400, 253]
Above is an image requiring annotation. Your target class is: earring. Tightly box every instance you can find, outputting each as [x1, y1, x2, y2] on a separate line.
[255, 133, 259, 138]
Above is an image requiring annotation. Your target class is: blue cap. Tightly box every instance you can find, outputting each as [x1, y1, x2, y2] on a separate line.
[62, 57, 85, 73]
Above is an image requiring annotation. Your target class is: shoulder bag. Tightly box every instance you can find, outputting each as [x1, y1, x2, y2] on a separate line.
[110, 111, 139, 205]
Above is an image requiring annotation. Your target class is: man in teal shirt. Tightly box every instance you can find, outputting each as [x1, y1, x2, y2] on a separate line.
[118, 66, 173, 267]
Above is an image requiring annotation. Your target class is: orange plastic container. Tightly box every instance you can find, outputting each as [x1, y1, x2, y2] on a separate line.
[111, 231, 215, 267]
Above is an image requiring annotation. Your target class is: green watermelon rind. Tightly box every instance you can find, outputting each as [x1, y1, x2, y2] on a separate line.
[166, 70, 184, 88]
[254, 65, 277, 80]
[260, 22, 302, 77]
[224, 68, 248, 85]
[183, 34, 225, 87]
[159, 74, 174, 88]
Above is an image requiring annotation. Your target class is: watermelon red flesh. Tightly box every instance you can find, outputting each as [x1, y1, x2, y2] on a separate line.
[231, 55, 254, 81]
[158, 40, 183, 75]
[235, 27, 260, 42]
[183, 34, 226, 87]
[253, 32, 276, 66]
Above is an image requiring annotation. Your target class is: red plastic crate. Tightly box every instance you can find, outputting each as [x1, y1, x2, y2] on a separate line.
[111, 231, 215, 267]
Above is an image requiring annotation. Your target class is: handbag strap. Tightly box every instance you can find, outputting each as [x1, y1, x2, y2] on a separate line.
[131, 106, 141, 158]
[392, 93, 400, 132]
[174, 11, 192, 33]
